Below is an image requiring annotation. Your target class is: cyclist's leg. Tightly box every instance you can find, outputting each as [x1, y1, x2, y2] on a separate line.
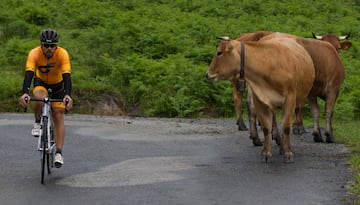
[32, 86, 47, 122]
[32, 86, 47, 136]
[52, 106, 65, 152]
[50, 82, 66, 167]
[52, 101, 66, 167]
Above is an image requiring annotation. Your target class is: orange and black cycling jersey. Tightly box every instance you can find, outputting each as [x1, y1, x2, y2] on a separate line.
[26, 46, 71, 85]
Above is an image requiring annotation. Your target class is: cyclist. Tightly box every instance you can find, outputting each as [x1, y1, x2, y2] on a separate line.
[19, 29, 73, 168]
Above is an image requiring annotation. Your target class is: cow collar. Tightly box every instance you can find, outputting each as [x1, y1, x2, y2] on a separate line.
[240, 41, 245, 79]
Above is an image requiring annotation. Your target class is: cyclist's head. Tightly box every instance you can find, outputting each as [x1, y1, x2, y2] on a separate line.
[40, 29, 59, 43]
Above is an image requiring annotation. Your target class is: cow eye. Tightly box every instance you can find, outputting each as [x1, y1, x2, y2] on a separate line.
[217, 51, 223, 57]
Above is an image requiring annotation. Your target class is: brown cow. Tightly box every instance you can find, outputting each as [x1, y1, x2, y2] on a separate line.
[234, 31, 280, 146]
[234, 31, 347, 145]
[312, 32, 352, 51]
[232, 31, 273, 131]
[206, 35, 315, 162]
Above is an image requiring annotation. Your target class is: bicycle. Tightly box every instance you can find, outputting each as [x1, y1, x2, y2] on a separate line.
[25, 95, 67, 184]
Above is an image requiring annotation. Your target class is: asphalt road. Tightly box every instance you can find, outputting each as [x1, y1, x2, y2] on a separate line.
[0, 113, 355, 205]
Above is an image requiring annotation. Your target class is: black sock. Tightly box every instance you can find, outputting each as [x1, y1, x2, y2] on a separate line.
[35, 120, 40, 123]
[56, 149, 62, 155]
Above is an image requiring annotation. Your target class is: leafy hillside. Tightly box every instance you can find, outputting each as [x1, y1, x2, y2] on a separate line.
[1, 0, 360, 119]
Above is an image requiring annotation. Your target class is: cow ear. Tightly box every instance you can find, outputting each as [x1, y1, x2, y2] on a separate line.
[254, 32, 267, 41]
[341, 41, 352, 50]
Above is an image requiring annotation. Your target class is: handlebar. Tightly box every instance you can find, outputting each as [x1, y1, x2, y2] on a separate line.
[23, 97, 69, 113]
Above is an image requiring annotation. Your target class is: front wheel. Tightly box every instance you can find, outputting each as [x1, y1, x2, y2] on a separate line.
[40, 116, 48, 184]
[47, 118, 55, 173]
[40, 140, 46, 184]
[47, 152, 52, 174]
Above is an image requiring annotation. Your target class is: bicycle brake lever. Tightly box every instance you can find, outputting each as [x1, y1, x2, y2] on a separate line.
[24, 96, 29, 112]
[65, 98, 69, 114]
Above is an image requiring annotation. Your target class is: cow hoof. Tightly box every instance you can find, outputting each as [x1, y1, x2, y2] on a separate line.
[279, 147, 285, 155]
[261, 155, 272, 163]
[251, 137, 263, 146]
[313, 133, 324, 143]
[261, 151, 272, 163]
[326, 135, 336, 143]
[292, 127, 299, 134]
[275, 137, 281, 146]
[292, 126, 306, 134]
[237, 121, 248, 131]
[272, 134, 281, 146]
[283, 152, 294, 163]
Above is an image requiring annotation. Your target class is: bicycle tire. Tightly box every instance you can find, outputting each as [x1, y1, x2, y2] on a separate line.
[41, 140, 46, 184]
[47, 152, 51, 174]
[41, 117, 48, 184]
[47, 119, 55, 174]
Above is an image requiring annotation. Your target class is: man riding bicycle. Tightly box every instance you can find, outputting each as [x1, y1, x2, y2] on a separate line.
[19, 29, 73, 168]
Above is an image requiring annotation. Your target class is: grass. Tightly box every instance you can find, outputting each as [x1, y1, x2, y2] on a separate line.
[334, 121, 360, 204]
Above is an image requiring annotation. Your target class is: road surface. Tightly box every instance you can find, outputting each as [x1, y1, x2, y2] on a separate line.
[0, 113, 355, 205]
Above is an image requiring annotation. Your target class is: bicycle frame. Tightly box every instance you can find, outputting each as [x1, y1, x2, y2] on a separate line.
[36, 98, 56, 154]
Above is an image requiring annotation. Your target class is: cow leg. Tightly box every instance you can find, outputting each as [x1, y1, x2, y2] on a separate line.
[246, 90, 278, 146]
[232, 79, 248, 131]
[252, 95, 272, 162]
[324, 96, 337, 143]
[292, 106, 306, 134]
[271, 114, 281, 146]
[325, 110, 334, 143]
[246, 89, 262, 146]
[308, 96, 324, 142]
[281, 97, 296, 163]
[261, 115, 273, 163]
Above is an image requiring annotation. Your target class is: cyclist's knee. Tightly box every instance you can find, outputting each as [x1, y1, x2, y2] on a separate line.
[52, 108, 65, 118]
[33, 87, 47, 98]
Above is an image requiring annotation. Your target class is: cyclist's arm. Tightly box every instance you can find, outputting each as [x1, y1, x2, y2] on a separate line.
[22, 71, 34, 94]
[62, 73, 73, 110]
[62, 73, 72, 96]
[23, 49, 38, 93]
[20, 71, 34, 108]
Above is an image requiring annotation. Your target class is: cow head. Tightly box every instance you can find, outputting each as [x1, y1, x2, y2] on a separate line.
[206, 37, 241, 81]
[312, 32, 352, 51]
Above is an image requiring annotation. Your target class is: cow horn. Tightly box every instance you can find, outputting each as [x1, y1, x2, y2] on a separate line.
[312, 32, 323, 40]
[216, 36, 230, 40]
[339, 32, 351, 40]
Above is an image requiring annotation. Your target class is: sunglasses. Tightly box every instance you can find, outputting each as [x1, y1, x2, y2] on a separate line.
[42, 43, 57, 48]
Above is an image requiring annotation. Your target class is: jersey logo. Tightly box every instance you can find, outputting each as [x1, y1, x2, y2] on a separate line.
[38, 62, 56, 73]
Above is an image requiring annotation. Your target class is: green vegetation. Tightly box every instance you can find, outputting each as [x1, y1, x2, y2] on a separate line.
[1, 0, 360, 203]
[335, 122, 360, 204]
